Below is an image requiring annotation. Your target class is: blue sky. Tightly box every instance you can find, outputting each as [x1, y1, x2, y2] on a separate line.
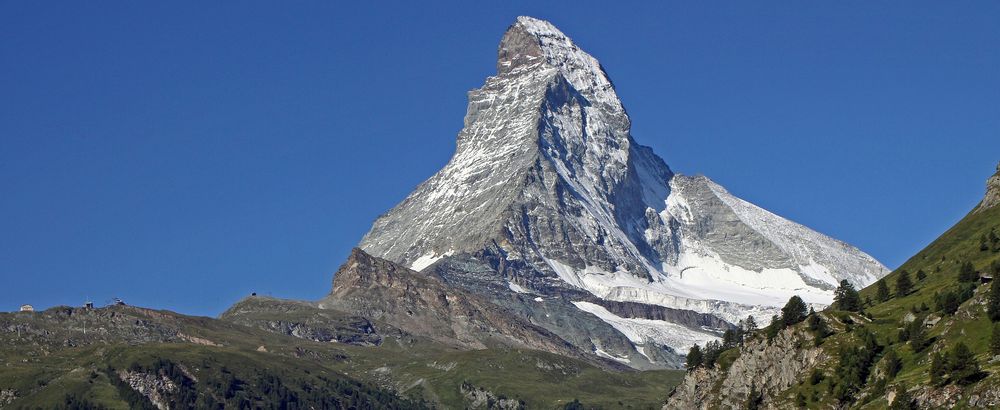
[2, 2, 998, 316]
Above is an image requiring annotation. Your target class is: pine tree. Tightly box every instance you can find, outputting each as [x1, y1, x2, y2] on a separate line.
[685, 344, 703, 371]
[958, 261, 977, 282]
[883, 348, 902, 378]
[876, 280, 890, 302]
[781, 295, 808, 327]
[988, 272, 1000, 322]
[896, 270, 913, 296]
[833, 280, 862, 312]
[889, 388, 916, 410]
[766, 315, 781, 341]
[908, 318, 929, 352]
[743, 315, 758, 334]
[702, 340, 723, 368]
[991, 323, 1000, 355]
[721, 329, 737, 349]
[949, 342, 981, 385]
[938, 290, 961, 315]
[930, 352, 946, 386]
[916, 269, 927, 281]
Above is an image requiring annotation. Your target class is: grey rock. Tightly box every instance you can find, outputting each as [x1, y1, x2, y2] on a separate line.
[975, 161, 1000, 213]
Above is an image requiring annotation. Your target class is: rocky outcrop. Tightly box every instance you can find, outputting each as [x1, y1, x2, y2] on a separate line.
[0, 305, 190, 348]
[0, 389, 17, 407]
[221, 297, 384, 346]
[976, 161, 1000, 213]
[320, 249, 585, 361]
[117, 369, 178, 410]
[664, 326, 826, 409]
[460, 382, 526, 409]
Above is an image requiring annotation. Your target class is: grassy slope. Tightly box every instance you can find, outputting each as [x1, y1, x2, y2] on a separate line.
[768, 205, 1000, 408]
[1, 305, 682, 409]
[223, 297, 683, 408]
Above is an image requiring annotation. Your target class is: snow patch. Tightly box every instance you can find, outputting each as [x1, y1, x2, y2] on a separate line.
[507, 281, 531, 294]
[572, 301, 720, 354]
[410, 250, 454, 271]
[594, 348, 631, 364]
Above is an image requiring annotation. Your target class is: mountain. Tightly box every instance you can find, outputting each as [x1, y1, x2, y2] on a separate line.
[358, 16, 887, 365]
[665, 162, 1000, 409]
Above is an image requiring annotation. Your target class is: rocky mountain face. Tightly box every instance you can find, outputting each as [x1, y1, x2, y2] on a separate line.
[319, 248, 584, 361]
[665, 324, 828, 409]
[976, 162, 1000, 213]
[358, 16, 887, 367]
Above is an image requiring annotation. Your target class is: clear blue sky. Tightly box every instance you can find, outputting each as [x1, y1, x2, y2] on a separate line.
[2, 2, 998, 316]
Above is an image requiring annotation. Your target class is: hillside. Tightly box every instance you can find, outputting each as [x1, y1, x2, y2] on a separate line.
[0, 302, 683, 409]
[665, 164, 1000, 409]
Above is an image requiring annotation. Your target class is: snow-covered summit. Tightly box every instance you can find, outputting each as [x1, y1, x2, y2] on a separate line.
[499, 16, 623, 112]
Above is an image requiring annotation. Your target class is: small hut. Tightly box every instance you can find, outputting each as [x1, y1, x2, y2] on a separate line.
[981, 272, 994, 285]
[19, 304, 34, 312]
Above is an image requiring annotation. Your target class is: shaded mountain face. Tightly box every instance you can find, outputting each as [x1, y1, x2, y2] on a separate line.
[358, 16, 887, 364]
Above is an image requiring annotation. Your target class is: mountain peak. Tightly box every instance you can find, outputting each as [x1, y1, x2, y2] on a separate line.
[496, 17, 567, 75]
[497, 17, 622, 112]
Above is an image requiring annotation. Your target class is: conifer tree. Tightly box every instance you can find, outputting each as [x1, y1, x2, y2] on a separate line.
[988, 271, 1000, 322]
[908, 317, 929, 352]
[808, 311, 830, 340]
[949, 342, 981, 385]
[743, 315, 758, 334]
[883, 348, 902, 378]
[722, 329, 737, 349]
[875, 280, 890, 302]
[930, 352, 946, 386]
[833, 280, 862, 312]
[896, 270, 913, 296]
[991, 323, 1000, 355]
[958, 261, 977, 282]
[781, 295, 808, 327]
[685, 344, 703, 371]
[916, 269, 927, 281]
[889, 387, 916, 410]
